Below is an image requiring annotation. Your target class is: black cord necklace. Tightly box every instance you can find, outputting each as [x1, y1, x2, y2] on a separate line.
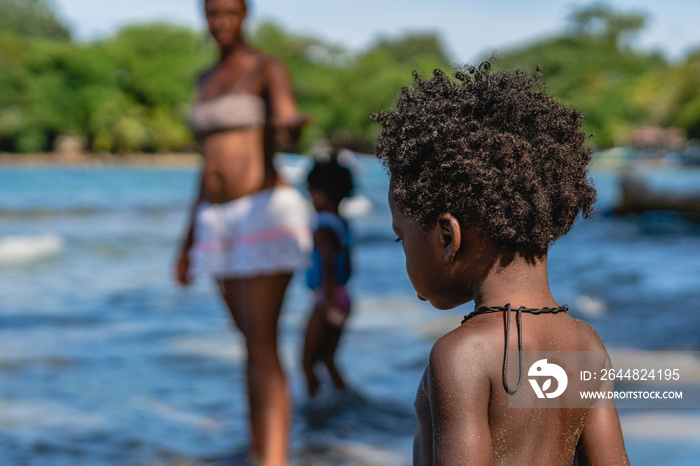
[461, 303, 569, 395]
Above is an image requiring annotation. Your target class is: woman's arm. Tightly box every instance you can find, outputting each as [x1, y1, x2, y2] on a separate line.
[175, 165, 206, 286]
[263, 57, 310, 150]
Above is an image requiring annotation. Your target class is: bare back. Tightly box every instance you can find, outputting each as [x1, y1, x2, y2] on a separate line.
[414, 312, 628, 465]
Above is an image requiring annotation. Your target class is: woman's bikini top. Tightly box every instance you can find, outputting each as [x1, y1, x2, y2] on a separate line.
[189, 57, 266, 135]
[189, 92, 265, 135]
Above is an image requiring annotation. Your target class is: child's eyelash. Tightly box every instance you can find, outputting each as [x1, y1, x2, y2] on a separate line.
[394, 237, 403, 243]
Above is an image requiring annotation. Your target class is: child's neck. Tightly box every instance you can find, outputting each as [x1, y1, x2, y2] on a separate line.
[318, 205, 340, 215]
[472, 254, 558, 310]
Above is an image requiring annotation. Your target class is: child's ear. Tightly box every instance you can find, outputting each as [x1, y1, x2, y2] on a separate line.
[436, 213, 461, 262]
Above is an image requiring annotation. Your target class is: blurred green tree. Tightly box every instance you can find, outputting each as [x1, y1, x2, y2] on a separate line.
[569, 3, 646, 48]
[0, 1, 698, 155]
[251, 22, 451, 152]
[493, 3, 667, 147]
[0, 0, 71, 41]
[669, 50, 700, 139]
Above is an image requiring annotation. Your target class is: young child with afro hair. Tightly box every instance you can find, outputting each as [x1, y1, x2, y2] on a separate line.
[302, 155, 355, 398]
[372, 62, 629, 465]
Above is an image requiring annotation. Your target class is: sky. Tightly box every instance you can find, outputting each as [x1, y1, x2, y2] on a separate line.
[51, 0, 699, 62]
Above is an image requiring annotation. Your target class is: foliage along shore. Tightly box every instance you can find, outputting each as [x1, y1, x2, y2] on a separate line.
[0, 0, 699, 156]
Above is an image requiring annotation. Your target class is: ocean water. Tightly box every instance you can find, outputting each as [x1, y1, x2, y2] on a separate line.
[0, 157, 699, 465]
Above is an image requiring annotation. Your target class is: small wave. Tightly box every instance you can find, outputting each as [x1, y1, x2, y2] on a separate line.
[0, 234, 63, 265]
[0, 399, 107, 430]
[340, 194, 373, 218]
[0, 207, 102, 219]
[608, 349, 700, 382]
[298, 386, 415, 435]
[293, 441, 410, 466]
[169, 336, 245, 361]
[574, 294, 607, 317]
[0, 204, 181, 219]
[138, 400, 221, 430]
[620, 412, 700, 440]
[275, 153, 313, 185]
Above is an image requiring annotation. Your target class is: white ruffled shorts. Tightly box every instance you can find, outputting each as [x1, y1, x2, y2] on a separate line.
[190, 186, 312, 278]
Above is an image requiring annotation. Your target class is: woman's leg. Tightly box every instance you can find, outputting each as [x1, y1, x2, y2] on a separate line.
[220, 273, 292, 466]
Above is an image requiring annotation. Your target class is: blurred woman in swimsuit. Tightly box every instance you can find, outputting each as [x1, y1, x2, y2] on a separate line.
[175, 0, 311, 464]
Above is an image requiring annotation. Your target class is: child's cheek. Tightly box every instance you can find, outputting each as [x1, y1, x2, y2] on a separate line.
[404, 260, 424, 296]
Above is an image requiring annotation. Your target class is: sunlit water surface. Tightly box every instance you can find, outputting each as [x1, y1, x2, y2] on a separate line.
[1, 159, 699, 465]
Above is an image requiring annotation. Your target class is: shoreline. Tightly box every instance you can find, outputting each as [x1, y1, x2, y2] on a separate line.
[0, 152, 201, 167]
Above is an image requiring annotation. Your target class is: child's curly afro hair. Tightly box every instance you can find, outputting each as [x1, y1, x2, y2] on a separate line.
[372, 62, 596, 258]
[307, 156, 354, 203]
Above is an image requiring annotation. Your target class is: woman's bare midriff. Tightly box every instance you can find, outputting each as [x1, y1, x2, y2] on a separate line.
[200, 126, 279, 204]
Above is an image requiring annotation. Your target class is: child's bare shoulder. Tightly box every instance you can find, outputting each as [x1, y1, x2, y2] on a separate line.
[430, 313, 608, 367]
[567, 315, 608, 352]
[428, 319, 501, 381]
[426, 322, 497, 412]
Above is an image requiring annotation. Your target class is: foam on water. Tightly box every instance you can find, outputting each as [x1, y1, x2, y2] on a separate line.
[0, 234, 63, 264]
[574, 294, 608, 317]
[291, 442, 410, 466]
[621, 412, 700, 440]
[609, 350, 700, 382]
[137, 400, 222, 430]
[0, 400, 108, 431]
[340, 194, 373, 218]
[169, 336, 246, 362]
